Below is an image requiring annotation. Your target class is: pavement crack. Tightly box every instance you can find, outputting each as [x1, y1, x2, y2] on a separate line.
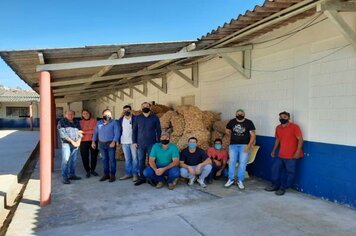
[178, 214, 205, 236]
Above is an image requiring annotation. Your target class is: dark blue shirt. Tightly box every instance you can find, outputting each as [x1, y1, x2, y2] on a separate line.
[132, 113, 161, 146]
[93, 119, 119, 142]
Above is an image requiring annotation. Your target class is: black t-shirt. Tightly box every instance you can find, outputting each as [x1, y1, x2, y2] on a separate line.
[180, 147, 208, 166]
[226, 118, 256, 144]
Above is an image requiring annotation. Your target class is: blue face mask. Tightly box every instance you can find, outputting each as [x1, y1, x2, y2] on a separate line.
[214, 144, 222, 150]
[188, 143, 197, 149]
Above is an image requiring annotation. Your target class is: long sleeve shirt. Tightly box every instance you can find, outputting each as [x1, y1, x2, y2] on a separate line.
[80, 118, 97, 142]
[92, 119, 119, 142]
[57, 118, 81, 142]
[132, 113, 161, 147]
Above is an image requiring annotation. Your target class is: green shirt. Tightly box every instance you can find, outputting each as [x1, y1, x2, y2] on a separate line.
[149, 143, 180, 167]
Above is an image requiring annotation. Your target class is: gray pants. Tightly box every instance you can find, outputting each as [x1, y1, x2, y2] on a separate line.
[180, 164, 212, 181]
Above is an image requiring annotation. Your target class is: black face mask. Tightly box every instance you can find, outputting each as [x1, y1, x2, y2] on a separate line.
[236, 115, 245, 120]
[161, 140, 170, 145]
[103, 115, 111, 121]
[124, 111, 131, 116]
[142, 107, 150, 113]
[279, 118, 289, 124]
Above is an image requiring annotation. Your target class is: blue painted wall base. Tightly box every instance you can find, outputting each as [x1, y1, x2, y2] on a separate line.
[0, 118, 40, 129]
[249, 135, 356, 209]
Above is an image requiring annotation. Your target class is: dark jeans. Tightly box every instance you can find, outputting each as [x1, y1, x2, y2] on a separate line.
[80, 141, 98, 173]
[143, 166, 180, 184]
[271, 157, 297, 190]
[98, 142, 117, 176]
[207, 162, 222, 181]
[137, 144, 154, 180]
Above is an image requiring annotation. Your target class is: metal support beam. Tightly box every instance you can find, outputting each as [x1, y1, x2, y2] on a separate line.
[132, 81, 148, 97]
[112, 90, 124, 101]
[37, 45, 252, 71]
[105, 94, 116, 102]
[148, 75, 167, 94]
[317, 0, 356, 12]
[318, 1, 356, 50]
[172, 63, 199, 88]
[221, 53, 251, 79]
[39, 71, 52, 207]
[120, 88, 133, 99]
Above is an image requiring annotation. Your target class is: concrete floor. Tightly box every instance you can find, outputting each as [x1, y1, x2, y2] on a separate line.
[5, 149, 356, 236]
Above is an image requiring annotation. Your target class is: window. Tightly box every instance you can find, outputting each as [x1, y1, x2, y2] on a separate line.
[6, 107, 29, 117]
[181, 95, 195, 105]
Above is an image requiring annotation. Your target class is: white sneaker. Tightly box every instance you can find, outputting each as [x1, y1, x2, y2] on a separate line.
[224, 179, 234, 188]
[237, 181, 245, 190]
[188, 177, 197, 186]
[197, 179, 206, 188]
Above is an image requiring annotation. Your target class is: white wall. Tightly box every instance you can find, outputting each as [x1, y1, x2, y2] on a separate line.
[85, 12, 356, 146]
[0, 101, 40, 118]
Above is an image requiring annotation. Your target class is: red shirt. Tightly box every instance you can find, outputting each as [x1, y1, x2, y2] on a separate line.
[80, 119, 97, 142]
[207, 147, 229, 166]
[275, 123, 303, 159]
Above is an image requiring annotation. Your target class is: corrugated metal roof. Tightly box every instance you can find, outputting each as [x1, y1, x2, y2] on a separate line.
[0, 88, 39, 102]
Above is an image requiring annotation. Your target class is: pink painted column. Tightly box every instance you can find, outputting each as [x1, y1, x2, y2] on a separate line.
[29, 103, 33, 131]
[39, 71, 52, 207]
[51, 91, 56, 172]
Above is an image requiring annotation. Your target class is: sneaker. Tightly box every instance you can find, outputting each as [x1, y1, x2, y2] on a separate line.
[237, 181, 245, 190]
[132, 176, 139, 182]
[109, 176, 116, 182]
[69, 175, 82, 180]
[188, 177, 197, 186]
[172, 178, 179, 186]
[91, 171, 99, 176]
[168, 183, 176, 190]
[206, 179, 213, 185]
[156, 182, 164, 189]
[275, 189, 286, 196]
[197, 179, 207, 188]
[119, 175, 132, 180]
[224, 179, 234, 188]
[63, 178, 70, 184]
[265, 185, 279, 192]
[99, 175, 110, 181]
[134, 179, 146, 186]
[86, 172, 91, 178]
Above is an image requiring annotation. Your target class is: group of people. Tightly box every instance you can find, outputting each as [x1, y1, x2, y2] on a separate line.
[57, 102, 303, 196]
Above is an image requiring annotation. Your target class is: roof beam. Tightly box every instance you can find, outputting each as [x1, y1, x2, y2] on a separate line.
[50, 65, 189, 87]
[120, 88, 133, 99]
[148, 75, 167, 94]
[38, 52, 45, 65]
[132, 81, 148, 97]
[37, 45, 252, 71]
[318, 1, 356, 50]
[171, 63, 199, 88]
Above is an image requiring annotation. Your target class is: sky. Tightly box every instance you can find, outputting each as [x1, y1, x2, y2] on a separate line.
[0, 0, 265, 89]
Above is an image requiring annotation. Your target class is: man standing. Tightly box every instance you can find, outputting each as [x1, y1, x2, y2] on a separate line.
[225, 109, 256, 190]
[92, 109, 119, 183]
[57, 110, 82, 184]
[133, 102, 161, 186]
[265, 111, 303, 196]
[143, 133, 180, 190]
[117, 105, 138, 182]
[206, 138, 229, 184]
[180, 137, 212, 188]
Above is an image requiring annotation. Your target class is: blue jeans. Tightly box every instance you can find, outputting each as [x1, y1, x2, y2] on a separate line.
[143, 166, 180, 184]
[98, 142, 117, 176]
[61, 143, 79, 179]
[207, 162, 222, 181]
[122, 144, 138, 176]
[228, 144, 250, 182]
[180, 165, 212, 181]
[271, 157, 297, 190]
[137, 144, 154, 180]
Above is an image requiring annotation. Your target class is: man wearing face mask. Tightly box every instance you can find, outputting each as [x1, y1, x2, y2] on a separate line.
[225, 109, 256, 190]
[143, 133, 180, 190]
[206, 138, 229, 184]
[265, 111, 303, 196]
[132, 102, 162, 186]
[117, 105, 138, 182]
[180, 137, 212, 188]
[92, 109, 119, 182]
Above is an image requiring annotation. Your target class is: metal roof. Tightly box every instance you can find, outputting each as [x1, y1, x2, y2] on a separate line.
[0, 88, 39, 102]
[0, 0, 320, 102]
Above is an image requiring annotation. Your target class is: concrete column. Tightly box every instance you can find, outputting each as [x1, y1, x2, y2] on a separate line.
[39, 71, 52, 207]
[29, 103, 33, 131]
